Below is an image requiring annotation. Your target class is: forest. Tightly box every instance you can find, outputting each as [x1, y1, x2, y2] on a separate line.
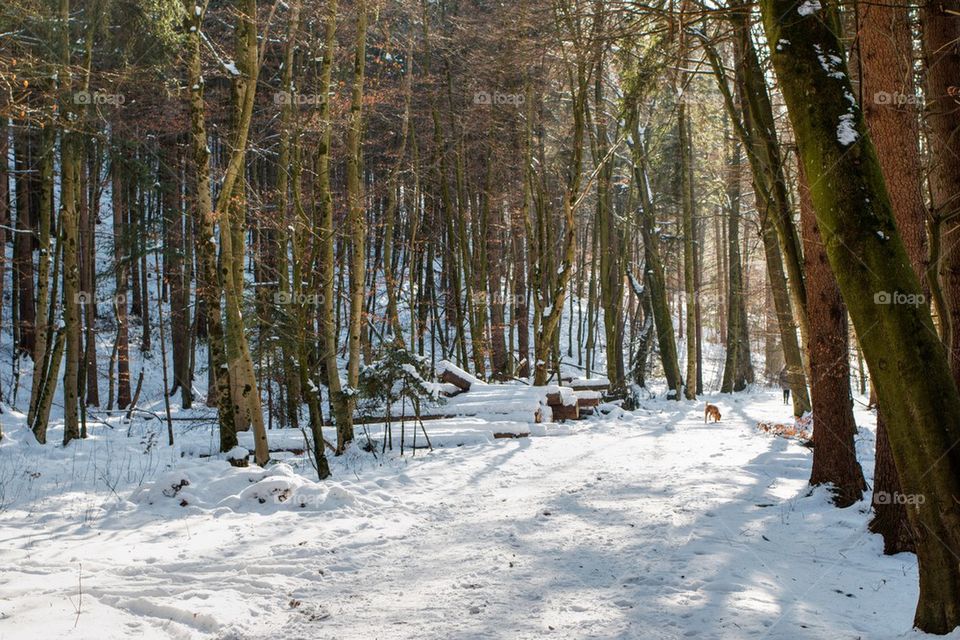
[1, 0, 960, 637]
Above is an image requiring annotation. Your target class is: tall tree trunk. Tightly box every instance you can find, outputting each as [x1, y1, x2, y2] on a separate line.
[594, 51, 625, 394]
[486, 166, 508, 379]
[215, 0, 269, 464]
[513, 209, 530, 378]
[721, 134, 750, 392]
[531, 14, 586, 386]
[13, 127, 38, 358]
[761, 0, 960, 630]
[858, 0, 926, 553]
[799, 163, 866, 506]
[183, 0, 238, 456]
[59, 0, 82, 446]
[0, 113, 7, 365]
[79, 141, 98, 408]
[274, 0, 302, 430]
[317, 0, 352, 451]
[923, 0, 960, 382]
[679, 97, 697, 400]
[112, 149, 132, 411]
[340, 0, 367, 451]
[161, 134, 192, 409]
[26, 124, 55, 432]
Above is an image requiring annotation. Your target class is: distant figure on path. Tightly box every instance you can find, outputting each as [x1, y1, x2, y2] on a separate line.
[779, 367, 790, 405]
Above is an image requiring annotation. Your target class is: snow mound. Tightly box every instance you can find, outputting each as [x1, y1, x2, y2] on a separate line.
[130, 461, 362, 514]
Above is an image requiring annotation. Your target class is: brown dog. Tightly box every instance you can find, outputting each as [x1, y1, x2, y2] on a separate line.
[704, 404, 722, 423]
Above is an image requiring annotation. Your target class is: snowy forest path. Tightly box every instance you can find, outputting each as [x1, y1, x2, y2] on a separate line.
[0, 392, 917, 639]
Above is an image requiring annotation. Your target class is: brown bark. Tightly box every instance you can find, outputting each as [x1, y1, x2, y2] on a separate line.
[112, 150, 132, 410]
[858, 0, 925, 553]
[924, 0, 960, 382]
[800, 163, 866, 507]
[161, 134, 192, 409]
[13, 127, 36, 356]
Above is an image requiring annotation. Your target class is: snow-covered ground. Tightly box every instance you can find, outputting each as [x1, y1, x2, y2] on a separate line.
[0, 388, 946, 639]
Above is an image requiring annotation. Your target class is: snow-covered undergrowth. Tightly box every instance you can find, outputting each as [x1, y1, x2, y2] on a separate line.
[0, 388, 949, 639]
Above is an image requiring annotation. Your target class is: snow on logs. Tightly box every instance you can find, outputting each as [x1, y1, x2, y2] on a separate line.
[437, 360, 486, 394]
[435, 362, 593, 424]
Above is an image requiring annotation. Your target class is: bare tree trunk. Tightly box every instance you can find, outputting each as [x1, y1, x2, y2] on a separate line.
[26, 124, 54, 431]
[679, 96, 697, 400]
[316, 0, 352, 453]
[274, 0, 302, 431]
[341, 0, 368, 451]
[13, 127, 38, 358]
[58, 0, 81, 445]
[79, 141, 98, 408]
[593, 43, 625, 394]
[721, 132, 750, 393]
[486, 165, 508, 379]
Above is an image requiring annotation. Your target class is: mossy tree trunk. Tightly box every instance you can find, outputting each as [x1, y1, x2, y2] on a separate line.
[761, 0, 960, 630]
[183, 0, 238, 456]
[216, 0, 269, 465]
